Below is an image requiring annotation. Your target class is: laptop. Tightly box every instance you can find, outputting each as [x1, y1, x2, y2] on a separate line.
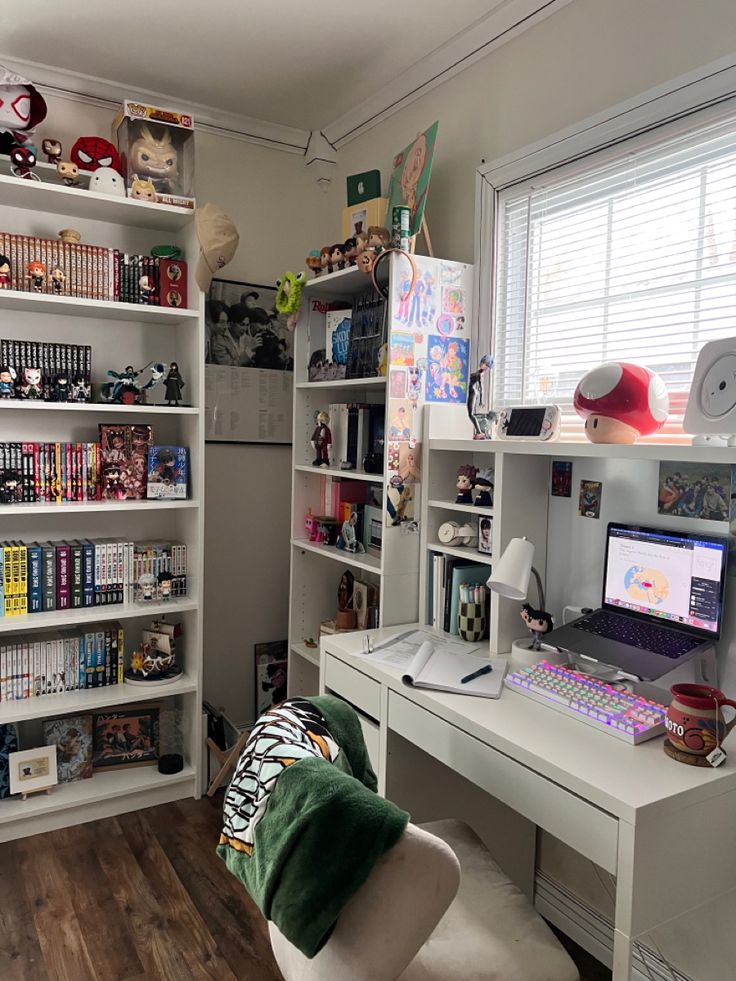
[545, 522, 729, 680]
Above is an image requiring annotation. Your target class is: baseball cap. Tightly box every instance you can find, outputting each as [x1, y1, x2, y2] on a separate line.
[195, 203, 239, 292]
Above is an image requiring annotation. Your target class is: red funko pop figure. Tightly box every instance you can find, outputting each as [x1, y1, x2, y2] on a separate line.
[70, 136, 121, 173]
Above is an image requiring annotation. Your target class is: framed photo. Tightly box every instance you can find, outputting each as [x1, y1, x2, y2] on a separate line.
[43, 715, 93, 783]
[91, 706, 159, 771]
[9, 745, 58, 797]
[255, 640, 288, 719]
[205, 279, 293, 444]
[478, 516, 493, 554]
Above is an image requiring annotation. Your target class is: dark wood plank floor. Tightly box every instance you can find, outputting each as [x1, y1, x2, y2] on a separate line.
[0, 795, 611, 981]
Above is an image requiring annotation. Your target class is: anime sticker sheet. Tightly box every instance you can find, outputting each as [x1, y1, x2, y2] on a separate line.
[385, 254, 472, 526]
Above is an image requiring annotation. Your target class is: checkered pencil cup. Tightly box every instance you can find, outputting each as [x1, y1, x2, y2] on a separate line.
[458, 602, 486, 642]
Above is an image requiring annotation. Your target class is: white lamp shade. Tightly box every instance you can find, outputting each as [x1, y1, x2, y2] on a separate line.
[487, 537, 534, 601]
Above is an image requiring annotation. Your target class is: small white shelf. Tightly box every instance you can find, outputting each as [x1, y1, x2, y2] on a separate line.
[0, 673, 198, 723]
[0, 288, 199, 325]
[0, 499, 200, 516]
[0, 401, 198, 415]
[428, 499, 494, 517]
[303, 266, 373, 298]
[0, 171, 193, 231]
[0, 597, 198, 635]
[292, 538, 381, 573]
[294, 464, 383, 483]
[0, 765, 196, 826]
[429, 437, 736, 463]
[428, 542, 493, 565]
[291, 642, 320, 667]
[295, 376, 386, 390]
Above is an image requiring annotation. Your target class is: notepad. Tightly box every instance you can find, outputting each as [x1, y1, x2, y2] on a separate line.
[401, 642, 507, 698]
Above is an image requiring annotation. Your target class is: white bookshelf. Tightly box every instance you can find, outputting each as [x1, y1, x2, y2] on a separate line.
[0, 174, 204, 841]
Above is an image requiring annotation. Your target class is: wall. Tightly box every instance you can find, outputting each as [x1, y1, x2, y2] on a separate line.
[28, 94, 335, 726]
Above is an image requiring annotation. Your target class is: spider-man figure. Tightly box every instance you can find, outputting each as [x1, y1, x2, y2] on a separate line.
[70, 136, 120, 172]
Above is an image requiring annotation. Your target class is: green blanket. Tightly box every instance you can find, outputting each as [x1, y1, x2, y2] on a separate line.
[217, 695, 409, 957]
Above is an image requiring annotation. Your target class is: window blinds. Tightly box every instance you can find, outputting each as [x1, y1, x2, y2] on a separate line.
[493, 106, 736, 436]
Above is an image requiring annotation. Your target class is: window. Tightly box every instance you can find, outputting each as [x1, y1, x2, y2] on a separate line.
[491, 97, 736, 436]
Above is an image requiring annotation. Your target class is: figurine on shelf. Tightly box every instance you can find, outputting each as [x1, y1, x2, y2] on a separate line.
[130, 175, 158, 202]
[0, 366, 17, 398]
[88, 166, 125, 197]
[336, 570, 357, 630]
[129, 124, 178, 194]
[100, 361, 166, 404]
[319, 246, 332, 275]
[330, 243, 347, 271]
[367, 226, 390, 252]
[139, 274, 155, 303]
[26, 260, 46, 292]
[42, 138, 62, 164]
[474, 469, 494, 507]
[455, 464, 477, 504]
[71, 375, 90, 402]
[0, 64, 47, 149]
[336, 512, 365, 553]
[137, 572, 157, 602]
[58, 228, 81, 245]
[357, 250, 376, 275]
[157, 570, 174, 600]
[70, 135, 120, 173]
[48, 266, 66, 295]
[56, 160, 79, 186]
[0, 254, 10, 289]
[163, 362, 185, 405]
[467, 354, 496, 439]
[51, 371, 70, 401]
[305, 250, 322, 277]
[311, 410, 332, 467]
[574, 362, 669, 445]
[344, 237, 358, 266]
[19, 367, 43, 399]
[9, 143, 40, 181]
[355, 230, 369, 255]
[520, 603, 554, 652]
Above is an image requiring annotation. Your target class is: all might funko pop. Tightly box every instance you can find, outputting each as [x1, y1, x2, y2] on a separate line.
[113, 101, 195, 208]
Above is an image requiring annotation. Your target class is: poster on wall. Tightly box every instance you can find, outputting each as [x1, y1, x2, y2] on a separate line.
[205, 279, 293, 444]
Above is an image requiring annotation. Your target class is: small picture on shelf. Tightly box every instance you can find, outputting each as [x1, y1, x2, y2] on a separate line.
[91, 706, 159, 771]
[478, 517, 493, 555]
[8, 745, 58, 798]
[43, 715, 93, 783]
[255, 640, 288, 718]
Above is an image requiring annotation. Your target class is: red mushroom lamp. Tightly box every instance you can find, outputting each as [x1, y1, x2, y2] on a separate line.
[573, 362, 669, 444]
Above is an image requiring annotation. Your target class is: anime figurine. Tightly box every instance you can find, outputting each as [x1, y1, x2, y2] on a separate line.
[336, 512, 365, 553]
[88, 166, 125, 197]
[139, 275, 155, 303]
[455, 464, 477, 504]
[42, 138, 62, 163]
[129, 175, 157, 202]
[474, 468, 494, 507]
[520, 603, 554, 652]
[0, 254, 10, 289]
[305, 250, 322, 277]
[129, 124, 178, 193]
[71, 375, 90, 402]
[367, 226, 390, 252]
[70, 135, 120, 173]
[467, 354, 496, 439]
[574, 361, 669, 444]
[163, 362, 185, 405]
[137, 572, 156, 601]
[9, 143, 40, 180]
[0, 365, 16, 398]
[356, 250, 376, 276]
[0, 469, 21, 503]
[51, 372, 70, 402]
[330, 243, 347, 271]
[319, 246, 333, 275]
[0, 64, 47, 148]
[157, 570, 174, 600]
[274, 271, 305, 331]
[26, 260, 46, 292]
[56, 160, 79, 186]
[49, 266, 66, 295]
[311, 410, 332, 467]
[102, 463, 126, 501]
[19, 367, 42, 399]
[344, 237, 358, 266]
[101, 361, 165, 404]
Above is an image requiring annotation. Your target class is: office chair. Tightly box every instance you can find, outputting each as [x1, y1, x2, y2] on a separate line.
[269, 818, 580, 981]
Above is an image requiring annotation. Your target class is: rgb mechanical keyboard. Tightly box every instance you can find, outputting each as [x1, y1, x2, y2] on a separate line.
[504, 660, 667, 744]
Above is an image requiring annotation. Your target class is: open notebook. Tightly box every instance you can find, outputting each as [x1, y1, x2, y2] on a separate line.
[401, 641, 507, 699]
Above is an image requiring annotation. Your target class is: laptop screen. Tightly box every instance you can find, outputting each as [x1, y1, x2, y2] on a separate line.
[603, 523, 728, 637]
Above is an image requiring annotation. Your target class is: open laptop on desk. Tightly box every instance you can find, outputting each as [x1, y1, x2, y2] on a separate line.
[545, 522, 728, 680]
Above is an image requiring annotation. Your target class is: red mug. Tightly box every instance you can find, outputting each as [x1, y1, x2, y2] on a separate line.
[665, 684, 736, 756]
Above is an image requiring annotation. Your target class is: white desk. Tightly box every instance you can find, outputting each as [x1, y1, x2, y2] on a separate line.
[320, 625, 736, 980]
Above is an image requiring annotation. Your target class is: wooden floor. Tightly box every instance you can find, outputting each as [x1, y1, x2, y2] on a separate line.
[0, 795, 611, 981]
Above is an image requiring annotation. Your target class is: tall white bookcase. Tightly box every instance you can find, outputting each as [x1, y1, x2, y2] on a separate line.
[0, 170, 204, 841]
[288, 255, 473, 696]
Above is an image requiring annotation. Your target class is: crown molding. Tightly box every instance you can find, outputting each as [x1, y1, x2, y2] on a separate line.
[322, 0, 574, 148]
[0, 54, 311, 155]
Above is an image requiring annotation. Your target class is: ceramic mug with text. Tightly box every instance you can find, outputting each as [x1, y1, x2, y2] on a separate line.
[665, 684, 736, 757]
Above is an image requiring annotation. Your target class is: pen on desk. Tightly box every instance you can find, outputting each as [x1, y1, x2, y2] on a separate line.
[460, 664, 493, 684]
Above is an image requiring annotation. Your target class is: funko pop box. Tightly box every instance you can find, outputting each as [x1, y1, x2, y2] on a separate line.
[112, 101, 195, 209]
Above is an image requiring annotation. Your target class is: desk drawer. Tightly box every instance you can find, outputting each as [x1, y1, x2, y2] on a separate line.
[324, 656, 381, 722]
[388, 691, 618, 873]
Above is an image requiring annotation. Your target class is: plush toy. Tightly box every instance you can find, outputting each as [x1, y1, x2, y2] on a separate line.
[275, 271, 305, 331]
[88, 166, 126, 197]
[70, 136, 121, 173]
[0, 64, 47, 152]
[574, 362, 669, 444]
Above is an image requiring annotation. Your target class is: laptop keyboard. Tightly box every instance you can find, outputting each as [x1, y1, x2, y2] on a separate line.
[572, 611, 701, 659]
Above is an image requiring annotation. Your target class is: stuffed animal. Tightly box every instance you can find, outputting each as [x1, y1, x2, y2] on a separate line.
[275, 271, 305, 331]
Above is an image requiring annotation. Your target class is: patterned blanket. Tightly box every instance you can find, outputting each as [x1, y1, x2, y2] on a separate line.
[217, 695, 409, 958]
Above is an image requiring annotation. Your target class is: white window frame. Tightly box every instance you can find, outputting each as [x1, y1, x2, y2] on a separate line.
[473, 55, 736, 408]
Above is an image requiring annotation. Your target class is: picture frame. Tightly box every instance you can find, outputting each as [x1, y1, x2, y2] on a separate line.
[254, 640, 288, 719]
[8, 745, 58, 798]
[43, 715, 93, 783]
[91, 705, 160, 771]
[478, 516, 493, 554]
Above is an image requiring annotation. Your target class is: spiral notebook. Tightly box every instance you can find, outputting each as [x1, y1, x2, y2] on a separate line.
[401, 642, 507, 698]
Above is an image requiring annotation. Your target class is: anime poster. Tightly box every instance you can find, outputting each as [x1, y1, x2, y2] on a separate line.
[578, 480, 602, 519]
[386, 122, 439, 237]
[551, 461, 573, 498]
[425, 336, 469, 404]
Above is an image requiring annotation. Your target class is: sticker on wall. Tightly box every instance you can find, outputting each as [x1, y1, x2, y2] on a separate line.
[658, 460, 730, 521]
[456, 315, 466, 333]
[425, 336, 469, 404]
[390, 332, 415, 366]
[398, 443, 421, 483]
[394, 266, 414, 323]
[407, 364, 423, 408]
[440, 262, 463, 285]
[389, 368, 407, 399]
[387, 441, 401, 471]
[551, 461, 573, 498]
[386, 475, 415, 527]
[578, 480, 602, 519]
[442, 286, 465, 317]
[388, 399, 415, 441]
[436, 313, 455, 336]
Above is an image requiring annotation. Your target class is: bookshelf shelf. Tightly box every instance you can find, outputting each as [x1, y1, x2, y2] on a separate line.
[291, 642, 320, 668]
[428, 542, 493, 565]
[295, 377, 386, 390]
[294, 464, 382, 482]
[0, 172, 193, 231]
[303, 266, 373, 299]
[0, 499, 200, 516]
[427, 499, 495, 517]
[292, 538, 381, 573]
[0, 401, 198, 415]
[0, 597, 198, 636]
[0, 288, 199, 325]
[0, 673, 198, 723]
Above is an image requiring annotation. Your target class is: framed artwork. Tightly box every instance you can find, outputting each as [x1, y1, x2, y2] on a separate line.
[205, 279, 293, 444]
[8, 745, 58, 797]
[91, 706, 159, 771]
[386, 121, 439, 237]
[0, 724, 18, 799]
[255, 640, 288, 719]
[43, 715, 93, 783]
